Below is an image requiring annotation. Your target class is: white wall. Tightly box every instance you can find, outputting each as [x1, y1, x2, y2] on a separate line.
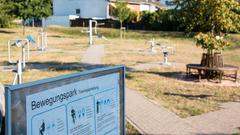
[53, 0, 108, 19]
[45, 16, 71, 27]
[140, 4, 158, 12]
[140, 4, 150, 11]
[149, 5, 158, 12]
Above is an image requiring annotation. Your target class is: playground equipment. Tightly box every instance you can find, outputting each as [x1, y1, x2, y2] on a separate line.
[12, 60, 23, 85]
[37, 29, 47, 51]
[8, 36, 36, 68]
[120, 27, 126, 39]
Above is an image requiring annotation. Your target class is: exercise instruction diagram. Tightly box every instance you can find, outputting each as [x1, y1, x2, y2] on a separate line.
[26, 73, 121, 135]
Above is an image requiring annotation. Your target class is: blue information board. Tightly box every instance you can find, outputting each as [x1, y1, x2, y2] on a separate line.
[5, 66, 126, 135]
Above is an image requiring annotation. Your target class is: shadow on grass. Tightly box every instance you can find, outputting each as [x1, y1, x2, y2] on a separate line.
[163, 92, 212, 100]
[145, 71, 200, 82]
[129, 133, 230, 135]
[135, 30, 190, 38]
[27, 61, 110, 71]
[0, 30, 15, 34]
[48, 35, 68, 38]
[0, 61, 110, 72]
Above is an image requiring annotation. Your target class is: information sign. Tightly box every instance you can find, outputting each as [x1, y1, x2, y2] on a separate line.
[5, 66, 125, 135]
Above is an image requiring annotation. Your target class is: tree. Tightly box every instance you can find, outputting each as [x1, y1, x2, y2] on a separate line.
[9, 0, 52, 35]
[126, 11, 138, 23]
[0, 0, 12, 28]
[113, 2, 131, 28]
[169, 0, 240, 69]
[168, 0, 240, 33]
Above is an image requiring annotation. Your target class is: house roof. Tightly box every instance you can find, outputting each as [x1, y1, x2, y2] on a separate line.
[109, 0, 167, 9]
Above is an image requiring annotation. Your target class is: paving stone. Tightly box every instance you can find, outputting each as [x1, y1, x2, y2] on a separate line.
[81, 45, 104, 65]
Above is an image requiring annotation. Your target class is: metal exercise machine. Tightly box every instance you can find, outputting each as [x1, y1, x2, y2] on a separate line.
[159, 45, 174, 66]
[37, 29, 48, 51]
[81, 20, 107, 46]
[8, 36, 36, 68]
[147, 38, 161, 53]
[147, 39, 175, 65]
[89, 20, 98, 45]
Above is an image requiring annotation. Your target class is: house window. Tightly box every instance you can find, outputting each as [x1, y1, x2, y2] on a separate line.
[76, 9, 80, 15]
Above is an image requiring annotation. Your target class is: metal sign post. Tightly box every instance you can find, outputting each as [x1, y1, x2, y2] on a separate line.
[12, 60, 22, 85]
[6, 66, 126, 135]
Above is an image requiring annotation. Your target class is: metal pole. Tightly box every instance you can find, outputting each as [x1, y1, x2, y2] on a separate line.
[22, 46, 26, 68]
[164, 53, 168, 64]
[8, 41, 11, 63]
[44, 32, 48, 50]
[41, 32, 44, 51]
[13, 60, 22, 85]
[17, 60, 22, 84]
[37, 32, 40, 49]
[89, 20, 93, 45]
[93, 20, 98, 34]
[27, 40, 30, 61]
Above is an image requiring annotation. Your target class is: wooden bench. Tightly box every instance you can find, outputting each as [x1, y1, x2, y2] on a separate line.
[218, 65, 239, 82]
[186, 64, 239, 82]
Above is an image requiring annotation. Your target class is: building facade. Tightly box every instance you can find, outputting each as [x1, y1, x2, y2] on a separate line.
[45, 0, 165, 27]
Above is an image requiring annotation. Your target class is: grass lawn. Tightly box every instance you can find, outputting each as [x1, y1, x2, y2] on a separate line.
[0, 26, 240, 133]
[0, 26, 141, 134]
[103, 31, 240, 118]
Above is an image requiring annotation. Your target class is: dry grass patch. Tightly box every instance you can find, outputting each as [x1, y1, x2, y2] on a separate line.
[104, 37, 203, 67]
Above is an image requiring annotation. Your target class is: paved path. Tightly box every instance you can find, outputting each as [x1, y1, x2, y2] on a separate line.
[81, 45, 240, 135]
[81, 45, 104, 64]
[185, 102, 240, 134]
[126, 89, 197, 135]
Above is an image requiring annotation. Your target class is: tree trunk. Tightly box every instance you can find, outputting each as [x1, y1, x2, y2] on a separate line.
[120, 21, 123, 39]
[22, 19, 26, 36]
[201, 53, 223, 68]
[32, 18, 35, 28]
[201, 53, 223, 79]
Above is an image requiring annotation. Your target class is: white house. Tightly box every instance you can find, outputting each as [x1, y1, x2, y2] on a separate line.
[45, 0, 166, 27]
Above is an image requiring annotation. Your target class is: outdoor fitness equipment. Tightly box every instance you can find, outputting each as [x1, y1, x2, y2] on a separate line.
[37, 29, 47, 51]
[147, 38, 161, 53]
[159, 45, 174, 66]
[89, 20, 98, 45]
[8, 35, 36, 68]
[82, 20, 107, 45]
[147, 38, 175, 65]
[12, 60, 23, 85]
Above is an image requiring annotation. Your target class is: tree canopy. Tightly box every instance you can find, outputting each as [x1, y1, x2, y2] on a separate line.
[168, 0, 240, 33]
[0, 0, 12, 28]
[113, 2, 131, 27]
[9, 0, 52, 21]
